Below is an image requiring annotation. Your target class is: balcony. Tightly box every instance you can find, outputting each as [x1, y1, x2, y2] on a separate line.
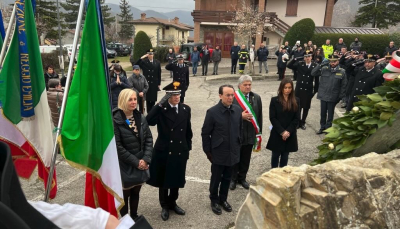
[191, 10, 291, 34]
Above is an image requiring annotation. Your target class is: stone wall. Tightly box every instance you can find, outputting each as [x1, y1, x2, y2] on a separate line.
[235, 151, 400, 229]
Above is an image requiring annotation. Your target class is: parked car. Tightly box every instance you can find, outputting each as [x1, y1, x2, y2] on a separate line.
[107, 48, 117, 58]
[107, 43, 130, 56]
[179, 43, 213, 66]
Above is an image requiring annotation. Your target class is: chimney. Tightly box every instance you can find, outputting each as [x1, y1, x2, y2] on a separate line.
[141, 13, 146, 20]
[174, 17, 179, 24]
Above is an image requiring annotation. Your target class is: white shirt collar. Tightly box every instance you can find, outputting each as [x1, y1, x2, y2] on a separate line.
[169, 103, 178, 109]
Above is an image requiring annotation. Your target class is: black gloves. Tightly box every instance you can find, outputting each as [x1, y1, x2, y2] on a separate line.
[158, 93, 171, 107]
[205, 152, 212, 163]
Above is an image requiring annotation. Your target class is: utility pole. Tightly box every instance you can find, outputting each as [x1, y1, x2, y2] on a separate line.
[56, 0, 65, 78]
[374, 0, 378, 28]
[156, 26, 159, 47]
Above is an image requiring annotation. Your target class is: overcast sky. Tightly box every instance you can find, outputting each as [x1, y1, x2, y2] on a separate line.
[105, 0, 195, 12]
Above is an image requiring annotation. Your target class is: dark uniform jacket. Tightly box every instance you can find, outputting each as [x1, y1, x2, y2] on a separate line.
[233, 91, 263, 145]
[266, 97, 300, 153]
[346, 66, 384, 111]
[287, 60, 319, 109]
[238, 49, 249, 64]
[230, 46, 240, 59]
[275, 51, 288, 69]
[146, 102, 193, 189]
[256, 47, 269, 61]
[135, 58, 161, 102]
[384, 46, 397, 56]
[312, 64, 347, 103]
[165, 63, 189, 97]
[113, 109, 153, 188]
[201, 101, 242, 166]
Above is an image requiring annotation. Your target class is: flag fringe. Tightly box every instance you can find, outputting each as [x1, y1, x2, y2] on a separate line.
[57, 135, 124, 212]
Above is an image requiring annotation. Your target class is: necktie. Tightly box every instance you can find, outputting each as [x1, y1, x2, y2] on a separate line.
[245, 95, 249, 101]
[173, 107, 178, 114]
[180, 64, 182, 68]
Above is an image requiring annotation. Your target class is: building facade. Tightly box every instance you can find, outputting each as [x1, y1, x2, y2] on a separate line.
[192, 0, 336, 57]
[129, 13, 193, 48]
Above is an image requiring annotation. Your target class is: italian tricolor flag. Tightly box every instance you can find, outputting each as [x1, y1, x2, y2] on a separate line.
[58, 0, 123, 217]
[382, 51, 400, 81]
[0, 0, 57, 198]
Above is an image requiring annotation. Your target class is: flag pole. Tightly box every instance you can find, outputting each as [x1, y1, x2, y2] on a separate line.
[0, 4, 16, 67]
[44, 0, 86, 202]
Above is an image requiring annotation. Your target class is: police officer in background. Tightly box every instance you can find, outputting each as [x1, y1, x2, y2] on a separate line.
[165, 54, 189, 103]
[135, 49, 162, 112]
[346, 54, 384, 111]
[311, 55, 347, 135]
[146, 82, 193, 221]
[287, 50, 319, 130]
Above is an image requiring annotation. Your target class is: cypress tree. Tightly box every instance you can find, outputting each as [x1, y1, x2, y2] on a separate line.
[117, 0, 133, 42]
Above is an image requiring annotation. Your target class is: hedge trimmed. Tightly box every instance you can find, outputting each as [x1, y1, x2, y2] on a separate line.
[133, 31, 152, 61]
[283, 18, 315, 46]
[312, 33, 390, 56]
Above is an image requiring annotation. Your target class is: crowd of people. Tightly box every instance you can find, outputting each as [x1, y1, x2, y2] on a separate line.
[40, 37, 392, 224]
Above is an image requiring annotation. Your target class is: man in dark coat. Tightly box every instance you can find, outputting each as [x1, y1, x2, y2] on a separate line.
[128, 65, 149, 114]
[256, 43, 269, 74]
[135, 49, 161, 113]
[287, 51, 319, 130]
[311, 55, 347, 134]
[201, 85, 242, 215]
[275, 47, 289, 81]
[334, 38, 347, 52]
[230, 42, 240, 74]
[346, 55, 384, 111]
[146, 81, 193, 221]
[166, 48, 176, 78]
[383, 41, 397, 57]
[290, 46, 305, 81]
[201, 45, 210, 76]
[165, 54, 189, 103]
[230, 75, 262, 191]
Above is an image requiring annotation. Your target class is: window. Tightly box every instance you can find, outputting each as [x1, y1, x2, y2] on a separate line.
[286, 0, 298, 16]
[166, 26, 170, 30]
[182, 31, 184, 39]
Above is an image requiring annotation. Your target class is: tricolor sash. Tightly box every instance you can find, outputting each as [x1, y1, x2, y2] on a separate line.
[234, 90, 262, 152]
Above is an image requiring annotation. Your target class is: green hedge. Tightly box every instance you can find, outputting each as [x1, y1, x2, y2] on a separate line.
[133, 31, 152, 61]
[153, 46, 170, 63]
[283, 18, 315, 46]
[312, 33, 390, 56]
[389, 32, 400, 47]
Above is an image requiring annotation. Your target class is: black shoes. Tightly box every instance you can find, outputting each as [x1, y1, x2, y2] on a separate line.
[211, 202, 222, 215]
[316, 129, 325, 135]
[300, 124, 306, 130]
[161, 208, 169, 221]
[212, 72, 215, 75]
[171, 205, 185, 215]
[238, 180, 250, 190]
[229, 180, 236, 190]
[220, 201, 232, 212]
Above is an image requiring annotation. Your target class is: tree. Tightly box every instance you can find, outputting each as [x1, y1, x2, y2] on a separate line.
[35, 0, 66, 40]
[133, 31, 152, 61]
[100, 0, 114, 27]
[283, 18, 315, 46]
[104, 23, 119, 42]
[352, 0, 400, 29]
[61, 0, 85, 30]
[228, 0, 272, 46]
[117, 0, 133, 42]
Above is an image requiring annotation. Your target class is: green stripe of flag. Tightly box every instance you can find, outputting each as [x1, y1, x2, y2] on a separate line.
[60, 0, 114, 171]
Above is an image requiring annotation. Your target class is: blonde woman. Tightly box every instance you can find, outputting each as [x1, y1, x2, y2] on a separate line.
[113, 89, 153, 219]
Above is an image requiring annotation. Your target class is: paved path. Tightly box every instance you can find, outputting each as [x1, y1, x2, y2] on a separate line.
[20, 73, 345, 229]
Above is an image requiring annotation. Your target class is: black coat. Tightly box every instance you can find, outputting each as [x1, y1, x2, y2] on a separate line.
[266, 97, 300, 153]
[135, 58, 161, 101]
[113, 109, 153, 187]
[346, 66, 384, 111]
[44, 72, 59, 91]
[200, 48, 210, 62]
[287, 60, 319, 110]
[110, 72, 130, 109]
[146, 102, 193, 188]
[275, 51, 288, 69]
[231, 45, 241, 59]
[165, 63, 189, 97]
[312, 65, 347, 102]
[233, 92, 263, 145]
[256, 47, 269, 61]
[201, 101, 242, 166]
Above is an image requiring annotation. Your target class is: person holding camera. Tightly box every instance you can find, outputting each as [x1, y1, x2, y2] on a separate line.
[345, 54, 384, 112]
[311, 55, 347, 135]
[275, 46, 289, 81]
